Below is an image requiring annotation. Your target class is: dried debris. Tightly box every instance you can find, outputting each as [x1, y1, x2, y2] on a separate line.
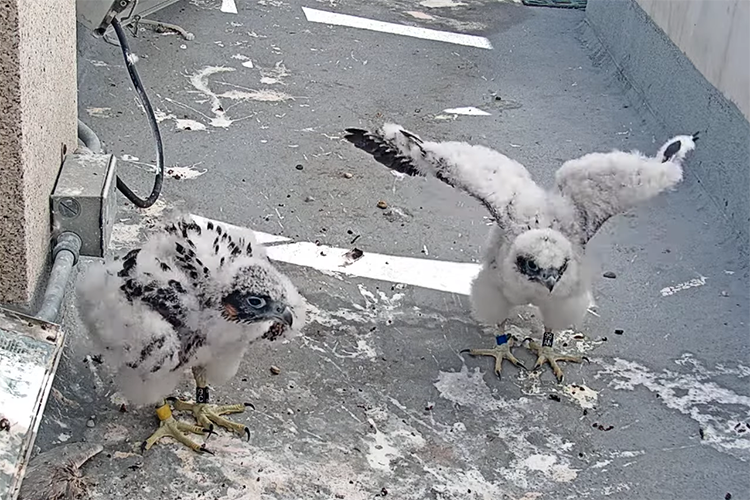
[0, 417, 10, 432]
[603, 271, 617, 279]
[270, 365, 281, 375]
[295, 164, 304, 170]
[376, 200, 388, 209]
[342, 248, 364, 266]
[614, 329, 624, 335]
[592, 422, 614, 432]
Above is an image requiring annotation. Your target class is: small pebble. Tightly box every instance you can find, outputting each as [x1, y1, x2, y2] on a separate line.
[603, 271, 617, 279]
[725, 493, 732, 500]
[343, 172, 353, 179]
[270, 365, 281, 375]
[304, 195, 315, 202]
[377, 200, 388, 209]
[295, 164, 304, 170]
[614, 329, 624, 335]
[86, 419, 95, 428]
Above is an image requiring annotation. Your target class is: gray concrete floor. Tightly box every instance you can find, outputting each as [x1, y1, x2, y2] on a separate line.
[35, 0, 749, 498]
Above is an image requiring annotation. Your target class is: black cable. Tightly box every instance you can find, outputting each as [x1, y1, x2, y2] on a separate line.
[111, 16, 164, 209]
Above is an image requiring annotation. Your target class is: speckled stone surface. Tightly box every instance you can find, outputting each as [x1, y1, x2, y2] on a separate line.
[0, 0, 78, 306]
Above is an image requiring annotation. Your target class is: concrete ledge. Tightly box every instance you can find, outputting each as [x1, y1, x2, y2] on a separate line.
[583, 0, 749, 255]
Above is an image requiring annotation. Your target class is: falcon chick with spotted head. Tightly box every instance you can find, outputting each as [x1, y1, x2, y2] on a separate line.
[345, 123, 697, 382]
[77, 215, 306, 453]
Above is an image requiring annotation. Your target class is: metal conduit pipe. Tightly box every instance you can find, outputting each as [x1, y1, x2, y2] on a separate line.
[78, 119, 103, 154]
[35, 232, 82, 324]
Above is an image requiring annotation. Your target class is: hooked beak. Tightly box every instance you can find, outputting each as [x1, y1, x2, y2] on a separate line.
[538, 271, 560, 292]
[274, 306, 294, 327]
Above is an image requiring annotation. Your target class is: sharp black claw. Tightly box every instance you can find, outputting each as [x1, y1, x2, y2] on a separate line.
[459, 348, 472, 355]
[140, 441, 148, 454]
[692, 131, 701, 140]
[244, 402, 256, 410]
[204, 425, 216, 436]
[518, 363, 529, 371]
[522, 337, 534, 344]
[165, 396, 177, 402]
[199, 444, 214, 455]
[582, 356, 591, 364]
[244, 427, 251, 441]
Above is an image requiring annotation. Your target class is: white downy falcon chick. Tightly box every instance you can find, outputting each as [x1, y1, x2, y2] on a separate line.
[345, 123, 698, 382]
[77, 215, 306, 453]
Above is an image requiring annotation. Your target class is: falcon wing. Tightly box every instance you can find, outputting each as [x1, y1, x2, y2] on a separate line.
[555, 133, 697, 243]
[345, 124, 553, 236]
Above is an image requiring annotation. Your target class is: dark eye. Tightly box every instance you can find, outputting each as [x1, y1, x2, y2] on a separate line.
[246, 297, 266, 308]
[526, 260, 538, 272]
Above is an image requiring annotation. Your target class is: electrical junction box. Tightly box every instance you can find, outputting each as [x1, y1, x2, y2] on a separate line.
[50, 153, 117, 258]
[77, 0, 183, 35]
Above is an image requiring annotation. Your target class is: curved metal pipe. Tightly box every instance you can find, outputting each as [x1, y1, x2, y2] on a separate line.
[35, 232, 82, 324]
[77, 120, 103, 154]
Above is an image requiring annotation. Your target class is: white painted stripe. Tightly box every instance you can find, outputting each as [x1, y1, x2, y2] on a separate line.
[189, 214, 479, 295]
[266, 241, 479, 295]
[301, 7, 493, 50]
[189, 214, 291, 245]
[221, 0, 238, 14]
[443, 106, 491, 116]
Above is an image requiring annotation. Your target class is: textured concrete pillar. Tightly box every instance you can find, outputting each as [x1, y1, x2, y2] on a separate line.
[0, 0, 78, 305]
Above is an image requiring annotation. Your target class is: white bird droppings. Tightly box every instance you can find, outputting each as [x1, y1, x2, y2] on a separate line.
[660, 276, 707, 296]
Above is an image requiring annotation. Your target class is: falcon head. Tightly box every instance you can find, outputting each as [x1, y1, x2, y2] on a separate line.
[220, 262, 296, 327]
[509, 229, 575, 293]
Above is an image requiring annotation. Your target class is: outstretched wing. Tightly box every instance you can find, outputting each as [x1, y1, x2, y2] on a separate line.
[555, 133, 698, 243]
[345, 123, 554, 236]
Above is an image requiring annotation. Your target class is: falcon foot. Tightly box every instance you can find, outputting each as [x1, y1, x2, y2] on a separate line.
[168, 393, 254, 440]
[524, 332, 588, 383]
[141, 403, 213, 454]
[461, 334, 527, 378]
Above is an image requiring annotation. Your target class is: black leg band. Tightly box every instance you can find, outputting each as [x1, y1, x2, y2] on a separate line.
[542, 331, 554, 348]
[196, 386, 210, 404]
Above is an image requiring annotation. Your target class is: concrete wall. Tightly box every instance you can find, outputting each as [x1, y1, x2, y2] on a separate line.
[585, 0, 750, 255]
[0, 0, 78, 306]
[635, 0, 749, 122]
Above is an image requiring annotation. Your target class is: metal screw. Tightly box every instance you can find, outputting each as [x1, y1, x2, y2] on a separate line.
[58, 198, 81, 218]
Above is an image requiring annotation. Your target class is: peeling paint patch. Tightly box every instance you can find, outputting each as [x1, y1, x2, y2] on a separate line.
[660, 275, 707, 296]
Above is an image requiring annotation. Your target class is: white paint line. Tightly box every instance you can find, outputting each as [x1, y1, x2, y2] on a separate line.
[443, 106, 491, 116]
[221, 0, 238, 13]
[301, 7, 493, 50]
[189, 214, 479, 295]
[660, 276, 707, 297]
[266, 241, 478, 295]
[189, 214, 291, 245]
